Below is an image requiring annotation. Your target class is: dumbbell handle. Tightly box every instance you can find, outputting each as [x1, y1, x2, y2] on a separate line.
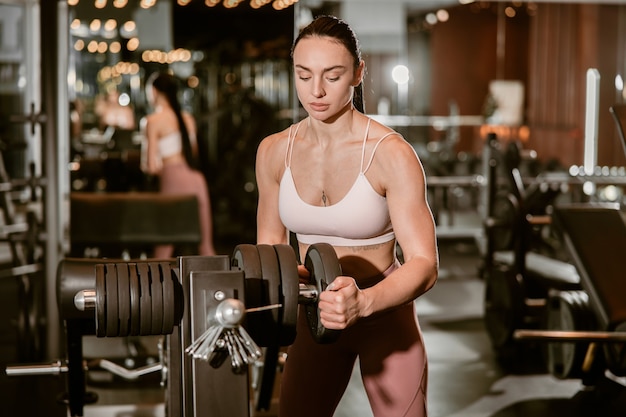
[299, 283, 319, 305]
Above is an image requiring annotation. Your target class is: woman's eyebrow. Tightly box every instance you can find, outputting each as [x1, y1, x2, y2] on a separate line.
[295, 64, 346, 73]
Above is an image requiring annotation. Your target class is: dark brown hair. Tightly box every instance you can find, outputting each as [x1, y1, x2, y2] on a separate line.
[147, 72, 197, 169]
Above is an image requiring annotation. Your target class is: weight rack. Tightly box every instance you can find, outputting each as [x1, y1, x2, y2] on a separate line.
[7, 242, 340, 417]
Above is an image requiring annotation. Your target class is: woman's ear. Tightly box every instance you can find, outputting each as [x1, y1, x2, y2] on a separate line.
[353, 60, 365, 86]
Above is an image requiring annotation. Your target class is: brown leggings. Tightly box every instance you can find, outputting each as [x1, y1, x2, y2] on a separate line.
[279, 266, 428, 417]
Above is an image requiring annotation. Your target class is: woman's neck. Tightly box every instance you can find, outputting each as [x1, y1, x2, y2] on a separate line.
[153, 95, 170, 113]
[306, 107, 360, 145]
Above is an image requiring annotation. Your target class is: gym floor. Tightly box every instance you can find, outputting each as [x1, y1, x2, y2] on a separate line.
[2, 238, 626, 416]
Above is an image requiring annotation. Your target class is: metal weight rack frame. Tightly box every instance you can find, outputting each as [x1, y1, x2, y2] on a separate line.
[7, 242, 340, 417]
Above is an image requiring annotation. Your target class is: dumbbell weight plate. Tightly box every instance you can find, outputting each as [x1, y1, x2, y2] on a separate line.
[137, 263, 153, 336]
[605, 321, 626, 377]
[253, 245, 283, 412]
[95, 264, 107, 337]
[128, 264, 141, 336]
[256, 244, 282, 346]
[489, 192, 519, 251]
[149, 263, 164, 335]
[483, 263, 524, 350]
[546, 291, 578, 379]
[161, 262, 175, 334]
[273, 244, 299, 346]
[545, 290, 598, 379]
[232, 244, 265, 344]
[232, 244, 263, 278]
[105, 264, 119, 337]
[116, 263, 131, 337]
[304, 243, 342, 344]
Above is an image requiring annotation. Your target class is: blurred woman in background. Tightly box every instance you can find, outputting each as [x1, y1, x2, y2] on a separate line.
[143, 72, 216, 257]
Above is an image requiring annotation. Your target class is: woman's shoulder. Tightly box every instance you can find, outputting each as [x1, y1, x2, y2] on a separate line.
[258, 123, 294, 151]
[365, 117, 419, 164]
[366, 118, 407, 146]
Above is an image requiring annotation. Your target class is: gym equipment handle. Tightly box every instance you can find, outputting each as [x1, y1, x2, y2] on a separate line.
[514, 329, 626, 342]
[6, 360, 68, 376]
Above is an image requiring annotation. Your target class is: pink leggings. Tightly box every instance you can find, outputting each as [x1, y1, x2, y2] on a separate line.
[279, 264, 428, 417]
[154, 162, 214, 257]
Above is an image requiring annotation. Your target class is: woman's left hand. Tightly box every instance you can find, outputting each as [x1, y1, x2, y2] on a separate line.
[317, 276, 364, 329]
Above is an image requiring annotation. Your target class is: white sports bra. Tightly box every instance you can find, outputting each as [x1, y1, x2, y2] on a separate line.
[159, 131, 183, 158]
[278, 118, 397, 247]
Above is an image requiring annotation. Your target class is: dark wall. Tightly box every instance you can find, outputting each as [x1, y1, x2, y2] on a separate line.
[428, 3, 530, 154]
[426, 2, 626, 168]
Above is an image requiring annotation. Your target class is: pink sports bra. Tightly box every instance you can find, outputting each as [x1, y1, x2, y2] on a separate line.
[278, 118, 397, 247]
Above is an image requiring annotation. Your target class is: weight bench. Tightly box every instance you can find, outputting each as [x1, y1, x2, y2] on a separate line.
[553, 204, 626, 334]
[70, 192, 201, 258]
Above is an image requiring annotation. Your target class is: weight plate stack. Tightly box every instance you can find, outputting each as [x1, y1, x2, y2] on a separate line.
[545, 290, 597, 379]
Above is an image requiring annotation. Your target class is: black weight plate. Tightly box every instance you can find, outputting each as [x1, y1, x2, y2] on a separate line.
[116, 263, 131, 337]
[483, 264, 524, 349]
[128, 264, 141, 336]
[489, 192, 519, 252]
[546, 291, 578, 379]
[161, 262, 175, 334]
[273, 244, 299, 346]
[149, 262, 164, 335]
[232, 244, 263, 279]
[137, 263, 152, 336]
[254, 245, 282, 346]
[605, 321, 626, 377]
[304, 243, 342, 344]
[95, 264, 107, 337]
[105, 263, 119, 337]
[234, 245, 263, 339]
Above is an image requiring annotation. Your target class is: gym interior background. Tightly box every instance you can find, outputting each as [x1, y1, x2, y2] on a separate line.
[2, 0, 626, 416]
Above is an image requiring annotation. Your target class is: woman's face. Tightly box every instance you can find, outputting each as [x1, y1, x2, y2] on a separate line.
[292, 36, 363, 121]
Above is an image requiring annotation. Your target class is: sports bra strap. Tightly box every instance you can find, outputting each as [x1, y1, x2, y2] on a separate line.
[285, 121, 304, 168]
[362, 130, 401, 174]
[285, 117, 400, 174]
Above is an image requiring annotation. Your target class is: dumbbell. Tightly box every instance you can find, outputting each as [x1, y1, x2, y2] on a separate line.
[75, 243, 342, 345]
[232, 242, 342, 346]
[231, 242, 342, 412]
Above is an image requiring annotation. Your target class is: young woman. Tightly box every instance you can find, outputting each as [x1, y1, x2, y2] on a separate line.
[255, 15, 439, 417]
[143, 72, 216, 257]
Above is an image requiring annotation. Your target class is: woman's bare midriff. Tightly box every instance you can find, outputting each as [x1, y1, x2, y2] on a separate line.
[298, 239, 396, 281]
